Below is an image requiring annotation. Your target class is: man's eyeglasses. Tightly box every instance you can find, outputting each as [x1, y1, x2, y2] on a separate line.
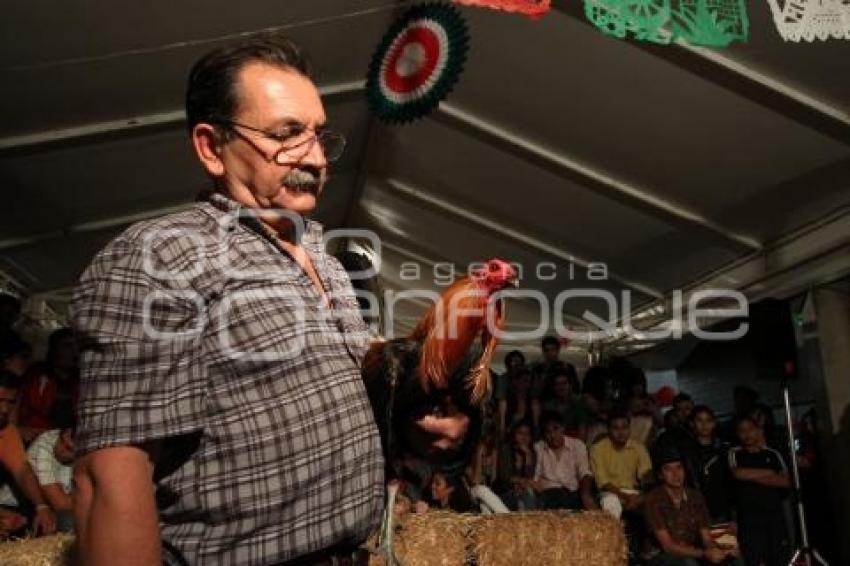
[214, 119, 346, 164]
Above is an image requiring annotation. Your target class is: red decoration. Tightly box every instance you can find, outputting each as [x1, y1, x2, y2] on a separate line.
[654, 385, 676, 408]
[454, 0, 551, 19]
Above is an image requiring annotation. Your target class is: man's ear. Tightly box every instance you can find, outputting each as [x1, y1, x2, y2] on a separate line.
[192, 123, 225, 177]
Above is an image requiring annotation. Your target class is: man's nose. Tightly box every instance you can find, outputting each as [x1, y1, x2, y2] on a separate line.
[298, 135, 327, 169]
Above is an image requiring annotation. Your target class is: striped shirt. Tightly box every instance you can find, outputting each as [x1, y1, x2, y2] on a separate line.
[72, 192, 385, 565]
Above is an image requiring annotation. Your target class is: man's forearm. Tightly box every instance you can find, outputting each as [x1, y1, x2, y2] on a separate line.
[75, 447, 162, 566]
[751, 471, 791, 488]
[15, 463, 48, 507]
[664, 540, 705, 559]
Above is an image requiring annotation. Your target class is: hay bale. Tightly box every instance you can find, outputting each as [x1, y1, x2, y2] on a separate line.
[368, 510, 625, 566]
[473, 511, 626, 566]
[369, 511, 473, 566]
[0, 534, 75, 566]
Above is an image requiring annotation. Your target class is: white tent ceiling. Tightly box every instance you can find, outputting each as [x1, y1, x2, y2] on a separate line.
[2, 1, 849, 364]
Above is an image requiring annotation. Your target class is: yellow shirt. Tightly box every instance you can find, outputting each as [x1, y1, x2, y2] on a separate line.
[590, 437, 652, 491]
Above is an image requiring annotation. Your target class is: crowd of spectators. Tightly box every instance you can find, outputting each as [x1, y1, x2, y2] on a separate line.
[0, 294, 77, 540]
[401, 336, 797, 566]
[0, 293, 801, 565]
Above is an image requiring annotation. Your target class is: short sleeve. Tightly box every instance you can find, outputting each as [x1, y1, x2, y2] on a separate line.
[28, 430, 61, 486]
[637, 444, 653, 479]
[643, 491, 666, 533]
[71, 235, 208, 456]
[533, 442, 543, 480]
[589, 442, 610, 487]
[691, 491, 712, 530]
[574, 439, 592, 479]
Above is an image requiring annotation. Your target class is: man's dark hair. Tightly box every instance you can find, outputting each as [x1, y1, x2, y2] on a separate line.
[735, 413, 761, 429]
[49, 402, 76, 434]
[504, 350, 525, 366]
[672, 392, 692, 405]
[0, 334, 30, 361]
[185, 34, 311, 134]
[607, 408, 631, 427]
[541, 335, 560, 349]
[690, 404, 714, 421]
[655, 448, 683, 473]
[551, 363, 578, 382]
[0, 370, 19, 390]
[539, 411, 564, 430]
[46, 327, 74, 366]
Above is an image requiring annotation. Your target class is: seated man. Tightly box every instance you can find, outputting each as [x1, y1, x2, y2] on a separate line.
[0, 371, 56, 538]
[532, 412, 596, 510]
[27, 408, 75, 532]
[644, 451, 741, 566]
[590, 409, 652, 519]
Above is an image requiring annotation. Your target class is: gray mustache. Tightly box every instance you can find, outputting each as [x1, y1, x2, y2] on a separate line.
[283, 169, 323, 193]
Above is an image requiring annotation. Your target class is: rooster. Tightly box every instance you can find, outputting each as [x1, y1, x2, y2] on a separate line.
[362, 258, 517, 474]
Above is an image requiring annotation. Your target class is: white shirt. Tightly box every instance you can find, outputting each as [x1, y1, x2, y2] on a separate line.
[534, 436, 592, 491]
[29, 429, 72, 493]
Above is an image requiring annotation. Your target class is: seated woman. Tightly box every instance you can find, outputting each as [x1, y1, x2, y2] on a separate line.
[425, 471, 477, 513]
[497, 420, 537, 511]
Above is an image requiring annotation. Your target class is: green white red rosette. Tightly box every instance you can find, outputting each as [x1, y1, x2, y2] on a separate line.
[366, 3, 469, 124]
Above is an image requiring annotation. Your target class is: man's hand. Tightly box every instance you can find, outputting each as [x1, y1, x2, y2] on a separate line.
[704, 546, 726, 564]
[412, 411, 470, 453]
[622, 493, 643, 511]
[733, 468, 768, 482]
[33, 506, 57, 536]
[0, 508, 26, 539]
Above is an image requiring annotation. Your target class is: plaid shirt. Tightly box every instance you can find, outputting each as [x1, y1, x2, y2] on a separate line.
[72, 193, 385, 565]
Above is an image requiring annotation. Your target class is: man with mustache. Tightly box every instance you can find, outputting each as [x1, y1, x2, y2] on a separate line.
[72, 35, 469, 565]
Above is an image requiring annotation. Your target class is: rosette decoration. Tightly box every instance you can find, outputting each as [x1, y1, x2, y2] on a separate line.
[366, 3, 469, 124]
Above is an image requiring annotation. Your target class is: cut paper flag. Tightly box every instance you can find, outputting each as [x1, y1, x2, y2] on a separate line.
[672, 0, 749, 45]
[767, 0, 850, 41]
[366, 3, 469, 124]
[584, 0, 749, 46]
[453, 0, 552, 19]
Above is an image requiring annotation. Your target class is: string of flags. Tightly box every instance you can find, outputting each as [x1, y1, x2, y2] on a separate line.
[767, 0, 850, 41]
[366, 1, 847, 123]
[584, 0, 749, 47]
[444, 0, 849, 42]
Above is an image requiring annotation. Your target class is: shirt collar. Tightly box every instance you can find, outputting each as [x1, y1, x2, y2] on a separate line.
[204, 191, 325, 253]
